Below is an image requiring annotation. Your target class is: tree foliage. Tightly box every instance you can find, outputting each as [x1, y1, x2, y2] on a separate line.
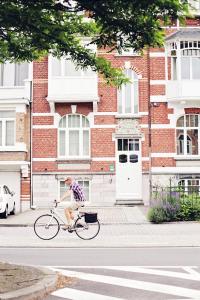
[0, 0, 189, 85]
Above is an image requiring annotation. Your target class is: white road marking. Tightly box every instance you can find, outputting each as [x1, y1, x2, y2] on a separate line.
[52, 287, 123, 300]
[51, 268, 200, 299]
[101, 266, 200, 281]
[182, 267, 200, 277]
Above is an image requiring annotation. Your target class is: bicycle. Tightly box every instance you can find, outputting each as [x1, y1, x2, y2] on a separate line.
[34, 200, 100, 240]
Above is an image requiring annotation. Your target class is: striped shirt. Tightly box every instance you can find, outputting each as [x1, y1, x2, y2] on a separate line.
[70, 181, 85, 202]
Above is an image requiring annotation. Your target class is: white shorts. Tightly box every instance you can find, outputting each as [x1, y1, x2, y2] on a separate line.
[59, 201, 83, 210]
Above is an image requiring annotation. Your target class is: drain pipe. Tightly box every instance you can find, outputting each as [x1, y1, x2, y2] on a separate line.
[147, 47, 152, 205]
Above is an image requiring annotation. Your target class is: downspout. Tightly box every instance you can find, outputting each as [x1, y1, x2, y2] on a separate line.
[147, 47, 152, 204]
[29, 80, 33, 209]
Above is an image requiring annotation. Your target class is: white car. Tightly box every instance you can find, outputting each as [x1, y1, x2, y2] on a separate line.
[0, 185, 15, 218]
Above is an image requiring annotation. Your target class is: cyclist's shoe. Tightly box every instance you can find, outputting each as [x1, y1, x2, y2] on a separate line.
[76, 223, 84, 228]
[62, 225, 72, 231]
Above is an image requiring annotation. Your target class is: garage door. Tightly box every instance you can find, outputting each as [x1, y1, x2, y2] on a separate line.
[0, 172, 20, 213]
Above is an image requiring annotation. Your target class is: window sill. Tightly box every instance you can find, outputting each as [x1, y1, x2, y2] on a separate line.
[175, 155, 200, 160]
[0, 86, 25, 89]
[0, 143, 27, 152]
[115, 114, 141, 119]
[57, 158, 91, 163]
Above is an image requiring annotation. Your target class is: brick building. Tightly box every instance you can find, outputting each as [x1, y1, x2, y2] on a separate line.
[1, 4, 200, 213]
[31, 3, 200, 207]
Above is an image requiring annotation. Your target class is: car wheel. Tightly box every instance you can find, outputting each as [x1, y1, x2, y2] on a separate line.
[10, 203, 15, 215]
[0, 206, 8, 219]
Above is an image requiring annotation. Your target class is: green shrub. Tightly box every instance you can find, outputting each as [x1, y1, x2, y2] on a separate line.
[178, 197, 200, 221]
[147, 207, 168, 224]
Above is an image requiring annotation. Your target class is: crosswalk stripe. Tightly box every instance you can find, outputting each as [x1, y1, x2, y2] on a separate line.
[101, 266, 200, 281]
[52, 268, 200, 299]
[52, 287, 124, 300]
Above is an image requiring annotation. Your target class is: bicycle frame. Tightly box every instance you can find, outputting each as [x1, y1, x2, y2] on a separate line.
[49, 205, 82, 226]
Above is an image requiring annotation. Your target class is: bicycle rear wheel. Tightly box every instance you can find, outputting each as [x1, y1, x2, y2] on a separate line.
[75, 215, 100, 240]
[34, 214, 60, 240]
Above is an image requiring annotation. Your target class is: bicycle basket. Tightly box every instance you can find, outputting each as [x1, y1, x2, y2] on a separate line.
[84, 212, 98, 223]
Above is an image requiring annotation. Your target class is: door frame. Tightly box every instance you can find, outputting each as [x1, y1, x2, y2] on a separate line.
[115, 137, 142, 200]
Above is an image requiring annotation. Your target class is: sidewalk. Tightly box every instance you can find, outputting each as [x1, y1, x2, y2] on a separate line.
[0, 262, 58, 300]
[0, 206, 148, 226]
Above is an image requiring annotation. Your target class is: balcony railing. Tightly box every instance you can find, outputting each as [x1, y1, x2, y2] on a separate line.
[47, 76, 98, 102]
[166, 80, 200, 101]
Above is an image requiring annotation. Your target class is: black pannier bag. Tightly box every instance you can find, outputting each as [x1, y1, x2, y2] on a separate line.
[85, 212, 98, 223]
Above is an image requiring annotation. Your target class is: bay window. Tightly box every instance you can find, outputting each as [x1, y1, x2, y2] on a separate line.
[0, 62, 28, 86]
[0, 111, 15, 147]
[51, 57, 94, 77]
[58, 114, 90, 158]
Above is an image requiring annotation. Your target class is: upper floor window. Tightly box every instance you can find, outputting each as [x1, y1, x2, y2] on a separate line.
[176, 114, 199, 155]
[58, 114, 90, 158]
[189, 0, 200, 12]
[170, 40, 200, 80]
[0, 111, 15, 147]
[51, 57, 95, 77]
[118, 69, 139, 114]
[0, 62, 28, 87]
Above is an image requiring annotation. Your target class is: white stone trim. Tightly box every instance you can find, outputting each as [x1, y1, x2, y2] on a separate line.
[33, 125, 56, 129]
[152, 167, 200, 174]
[0, 161, 29, 165]
[142, 157, 150, 161]
[33, 113, 54, 116]
[150, 52, 165, 57]
[92, 157, 115, 161]
[92, 125, 116, 129]
[93, 112, 117, 116]
[141, 124, 173, 129]
[33, 158, 56, 161]
[151, 153, 176, 157]
[150, 95, 167, 102]
[0, 143, 27, 152]
[150, 80, 166, 85]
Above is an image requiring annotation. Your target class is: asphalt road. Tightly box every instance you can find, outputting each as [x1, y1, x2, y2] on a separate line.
[1, 247, 200, 266]
[2, 248, 200, 300]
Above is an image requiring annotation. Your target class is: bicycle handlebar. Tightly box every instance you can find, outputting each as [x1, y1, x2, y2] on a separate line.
[54, 199, 58, 208]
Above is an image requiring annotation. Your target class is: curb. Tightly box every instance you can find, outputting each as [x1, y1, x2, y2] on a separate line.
[0, 266, 58, 300]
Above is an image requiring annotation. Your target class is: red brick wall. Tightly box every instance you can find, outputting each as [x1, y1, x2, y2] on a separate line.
[91, 129, 115, 157]
[33, 129, 57, 158]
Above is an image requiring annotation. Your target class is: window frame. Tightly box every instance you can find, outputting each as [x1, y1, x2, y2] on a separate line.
[0, 112, 15, 148]
[0, 62, 29, 87]
[176, 114, 200, 156]
[117, 69, 139, 115]
[50, 56, 96, 78]
[58, 114, 90, 159]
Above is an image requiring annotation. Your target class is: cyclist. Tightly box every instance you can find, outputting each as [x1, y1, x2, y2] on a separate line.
[59, 177, 85, 230]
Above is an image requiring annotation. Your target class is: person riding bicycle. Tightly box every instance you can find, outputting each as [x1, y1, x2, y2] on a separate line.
[59, 177, 85, 230]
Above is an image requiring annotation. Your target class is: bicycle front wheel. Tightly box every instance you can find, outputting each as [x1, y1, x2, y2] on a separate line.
[75, 215, 100, 240]
[34, 214, 60, 240]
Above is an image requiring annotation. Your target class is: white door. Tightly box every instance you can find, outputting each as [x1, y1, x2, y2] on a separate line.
[0, 172, 20, 213]
[116, 138, 142, 200]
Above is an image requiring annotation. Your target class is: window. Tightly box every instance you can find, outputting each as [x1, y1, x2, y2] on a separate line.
[118, 139, 139, 151]
[118, 69, 139, 114]
[0, 111, 15, 147]
[179, 178, 200, 194]
[51, 57, 95, 77]
[58, 114, 90, 158]
[0, 62, 28, 86]
[176, 114, 199, 155]
[189, 0, 200, 11]
[59, 180, 90, 201]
